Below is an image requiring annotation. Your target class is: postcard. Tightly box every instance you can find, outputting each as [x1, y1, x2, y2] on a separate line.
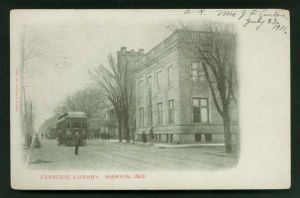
[10, 9, 290, 190]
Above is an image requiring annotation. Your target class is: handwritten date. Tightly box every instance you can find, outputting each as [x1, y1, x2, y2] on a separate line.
[183, 9, 289, 34]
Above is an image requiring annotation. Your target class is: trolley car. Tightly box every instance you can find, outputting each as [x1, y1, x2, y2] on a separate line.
[56, 112, 87, 146]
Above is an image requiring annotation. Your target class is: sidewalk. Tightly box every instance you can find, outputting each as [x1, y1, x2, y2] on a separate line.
[86, 138, 225, 148]
[133, 141, 225, 148]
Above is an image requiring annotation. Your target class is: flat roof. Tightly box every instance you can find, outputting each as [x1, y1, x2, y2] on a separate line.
[57, 112, 87, 121]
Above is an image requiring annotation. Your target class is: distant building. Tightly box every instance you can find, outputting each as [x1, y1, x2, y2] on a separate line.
[118, 30, 238, 144]
[88, 109, 118, 139]
[104, 108, 118, 139]
[88, 112, 106, 139]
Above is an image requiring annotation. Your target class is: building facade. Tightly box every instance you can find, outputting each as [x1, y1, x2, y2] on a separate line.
[121, 30, 238, 144]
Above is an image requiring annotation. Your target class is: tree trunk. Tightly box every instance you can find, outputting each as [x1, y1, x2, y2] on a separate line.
[117, 116, 123, 142]
[123, 114, 130, 142]
[223, 110, 233, 154]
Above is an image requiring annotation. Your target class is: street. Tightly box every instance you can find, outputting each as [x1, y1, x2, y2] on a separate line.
[24, 139, 238, 170]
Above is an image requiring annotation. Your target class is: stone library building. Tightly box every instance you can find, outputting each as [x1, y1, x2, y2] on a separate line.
[117, 30, 238, 144]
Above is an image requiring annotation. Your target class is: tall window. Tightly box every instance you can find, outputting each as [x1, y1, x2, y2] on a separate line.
[139, 107, 144, 127]
[168, 100, 175, 124]
[192, 62, 206, 82]
[157, 103, 163, 125]
[138, 79, 144, 99]
[148, 104, 153, 126]
[193, 98, 209, 123]
[167, 66, 173, 88]
[147, 75, 152, 92]
[157, 70, 162, 90]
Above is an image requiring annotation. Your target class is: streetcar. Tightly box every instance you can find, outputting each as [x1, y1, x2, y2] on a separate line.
[56, 112, 87, 146]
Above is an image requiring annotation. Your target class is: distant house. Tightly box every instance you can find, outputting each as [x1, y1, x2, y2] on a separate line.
[118, 30, 238, 144]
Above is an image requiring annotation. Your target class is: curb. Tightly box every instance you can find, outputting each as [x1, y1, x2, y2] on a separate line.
[154, 143, 225, 148]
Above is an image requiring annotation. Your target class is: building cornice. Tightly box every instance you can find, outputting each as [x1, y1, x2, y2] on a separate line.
[134, 41, 178, 74]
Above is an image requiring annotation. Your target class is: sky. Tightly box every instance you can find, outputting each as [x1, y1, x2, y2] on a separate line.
[12, 9, 289, 131]
[14, 10, 179, 130]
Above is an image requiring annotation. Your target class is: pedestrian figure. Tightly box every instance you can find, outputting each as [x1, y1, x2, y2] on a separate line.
[25, 134, 32, 148]
[74, 132, 81, 155]
[31, 133, 41, 148]
[149, 127, 154, 144]
[57, 134, 63, 145]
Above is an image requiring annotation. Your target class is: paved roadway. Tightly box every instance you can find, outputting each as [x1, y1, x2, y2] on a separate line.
[24, 139, 238, 170]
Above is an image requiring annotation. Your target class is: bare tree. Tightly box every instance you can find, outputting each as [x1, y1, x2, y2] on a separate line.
[54, 87, 105, 116]
[89, 56, 123, 142]
[53, 86, 106, 138]
[89, 54, 135, 142]
[176, 22, 238, 154]
[19, 27, 41, 147]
